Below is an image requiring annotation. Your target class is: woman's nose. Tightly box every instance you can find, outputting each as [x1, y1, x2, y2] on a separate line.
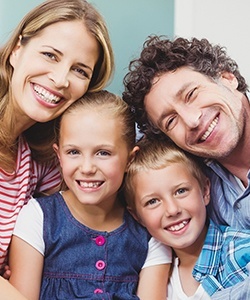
[49, 65, 70, 89]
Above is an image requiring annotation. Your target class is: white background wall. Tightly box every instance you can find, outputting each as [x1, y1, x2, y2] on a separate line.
[174, 0, 250, 85]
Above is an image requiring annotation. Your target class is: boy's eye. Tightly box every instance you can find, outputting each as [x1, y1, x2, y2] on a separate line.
[145, 198, 159, 206]
[175, 188, 187, 195]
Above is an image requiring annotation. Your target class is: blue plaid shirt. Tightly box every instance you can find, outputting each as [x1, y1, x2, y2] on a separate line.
[192, 221, 250, 298]
[206, 160, 250, 229]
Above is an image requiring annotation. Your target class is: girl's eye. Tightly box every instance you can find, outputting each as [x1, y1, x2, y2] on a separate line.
[67, 149, 79, 155]
[42, 52, 57, 61]
[97, 150, 110, 157]
[72, 66, 89, 79]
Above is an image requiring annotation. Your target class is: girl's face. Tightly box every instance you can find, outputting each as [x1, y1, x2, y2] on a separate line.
[132, 163, 210, 253]
[9, 20, 99, 130]
[54, 106, 136, 208]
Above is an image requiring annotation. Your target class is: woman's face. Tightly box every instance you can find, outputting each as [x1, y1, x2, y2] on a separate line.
[9, 20, 99, 130]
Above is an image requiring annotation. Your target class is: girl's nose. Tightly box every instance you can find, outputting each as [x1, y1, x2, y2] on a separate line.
[79, 158, 96, 175]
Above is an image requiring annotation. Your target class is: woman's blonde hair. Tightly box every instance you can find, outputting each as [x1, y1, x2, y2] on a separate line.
[0, 0, 114, 169]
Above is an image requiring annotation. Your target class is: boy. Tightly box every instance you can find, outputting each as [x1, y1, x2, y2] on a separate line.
[125, 138, 250, 299]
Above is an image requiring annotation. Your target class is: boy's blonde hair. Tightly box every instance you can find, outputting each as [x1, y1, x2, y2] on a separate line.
[125, 138, 208, 213]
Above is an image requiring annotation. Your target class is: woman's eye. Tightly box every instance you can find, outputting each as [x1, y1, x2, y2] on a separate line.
[73, 67, 89, 79]
[42, 52, 57, 61]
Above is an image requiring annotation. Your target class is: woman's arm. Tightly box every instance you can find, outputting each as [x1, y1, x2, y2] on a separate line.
[9, 236, 44, 300]
[137, 263, 170, 300]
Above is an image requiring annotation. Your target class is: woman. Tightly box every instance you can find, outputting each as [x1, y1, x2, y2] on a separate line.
[0, 0, 114, 276]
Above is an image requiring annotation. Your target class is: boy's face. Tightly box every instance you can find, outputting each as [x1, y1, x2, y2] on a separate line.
[132, 162, 210, 252]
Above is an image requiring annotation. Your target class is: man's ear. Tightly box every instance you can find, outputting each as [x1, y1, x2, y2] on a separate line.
[203, 177, 211, 206]
[220, 71, 238, 90]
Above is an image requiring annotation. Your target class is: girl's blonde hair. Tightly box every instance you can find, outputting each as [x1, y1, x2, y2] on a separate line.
[0, 0, 114, 169]
[125, 138, 208, 213]
[56, 90, 136, 151]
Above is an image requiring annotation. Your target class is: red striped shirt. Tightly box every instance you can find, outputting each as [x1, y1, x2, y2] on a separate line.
[0, 136, 61, 273]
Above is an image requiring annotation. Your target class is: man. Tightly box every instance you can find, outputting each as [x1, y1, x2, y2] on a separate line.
[123, 36, 250, 299]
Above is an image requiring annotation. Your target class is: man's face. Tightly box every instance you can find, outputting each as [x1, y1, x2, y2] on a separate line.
[144, 66, 246, 159]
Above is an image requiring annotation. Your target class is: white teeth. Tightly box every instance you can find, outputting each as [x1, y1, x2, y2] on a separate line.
[168, 220, 188, 232]
[79, 181, 101, 188]
[201, 117, 218, 141]
[34, 84, 61, 104]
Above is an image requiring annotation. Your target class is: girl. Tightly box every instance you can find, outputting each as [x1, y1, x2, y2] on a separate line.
[9, 91, 171, 299]
[0, 0, 114, 275]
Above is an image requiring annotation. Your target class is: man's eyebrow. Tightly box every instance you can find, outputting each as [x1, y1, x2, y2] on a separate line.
[156, 82, 193, 128]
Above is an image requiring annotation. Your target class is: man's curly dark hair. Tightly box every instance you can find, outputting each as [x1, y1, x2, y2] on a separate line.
[123, 35, 248, 138]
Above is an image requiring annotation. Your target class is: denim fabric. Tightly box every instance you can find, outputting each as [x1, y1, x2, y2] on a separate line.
[37, 193, 150, 299]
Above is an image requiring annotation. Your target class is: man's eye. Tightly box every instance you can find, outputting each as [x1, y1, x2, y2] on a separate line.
[165, 116, 176, 131]
[187, 88, 197, 100]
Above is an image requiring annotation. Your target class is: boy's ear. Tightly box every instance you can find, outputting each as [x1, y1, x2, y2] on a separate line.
[127, 206, 144, 225]
[203, 177, 211, 206]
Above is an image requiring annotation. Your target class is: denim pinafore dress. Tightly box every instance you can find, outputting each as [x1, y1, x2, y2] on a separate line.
[37, 192, 150, 299]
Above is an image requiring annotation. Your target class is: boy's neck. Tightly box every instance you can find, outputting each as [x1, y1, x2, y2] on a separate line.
[172, 224, 208, 297]
[173, 222, 208, 266]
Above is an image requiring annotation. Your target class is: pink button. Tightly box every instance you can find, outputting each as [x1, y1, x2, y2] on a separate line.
[94, 288, 103, 294]
[95, 236, 106, 246]
[95, 260, 106, 270]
